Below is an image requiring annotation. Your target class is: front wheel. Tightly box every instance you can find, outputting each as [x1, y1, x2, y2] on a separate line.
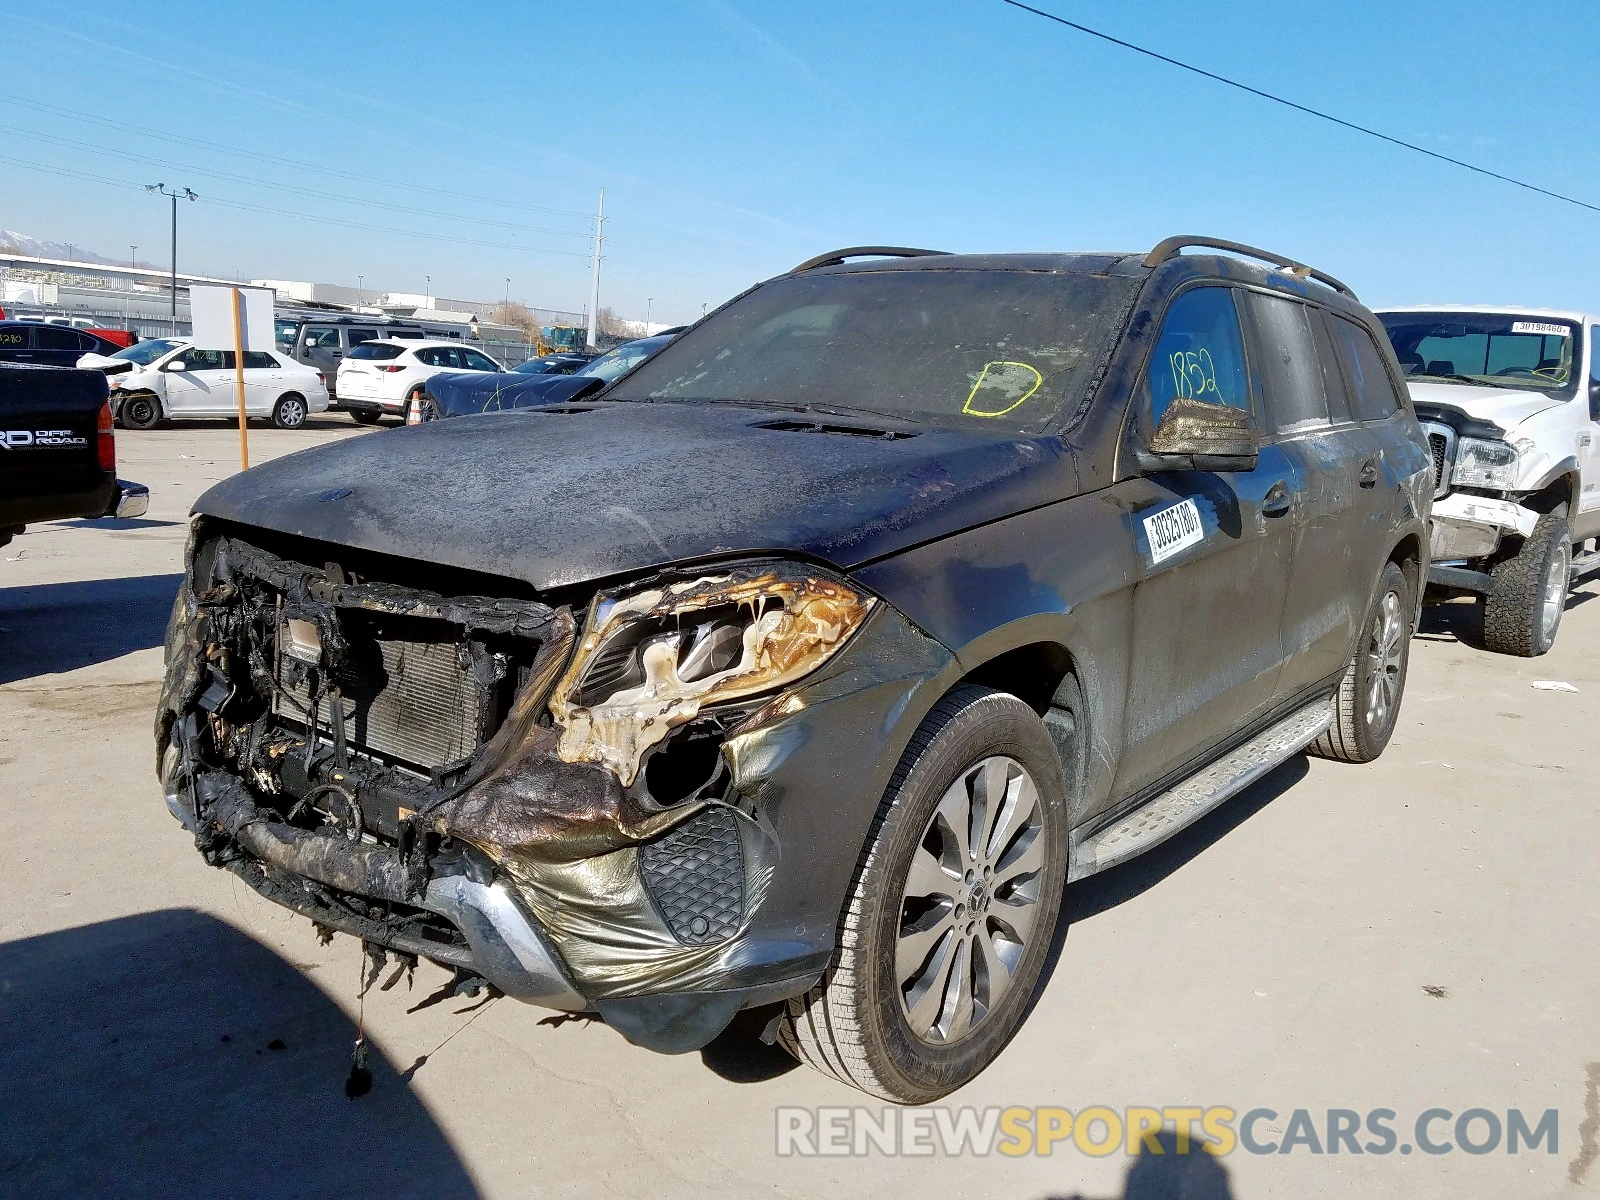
[779, 685, 1069, 1102]
[1311, 560, 1414, 763]
[118, 393, 161, 430]
[271, 394, 308, 430]
[1483, 509, 1570, 656]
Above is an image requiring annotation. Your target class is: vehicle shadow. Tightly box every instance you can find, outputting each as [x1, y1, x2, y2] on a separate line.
[1040, 1129, 1236, 1198]
[698, 1004, 800, 1083]
[0, 573, 182, 684]
[0, 909, 480, 1199]
[53, 517, 184, 532]
[1035, 756, 1310, 997]
[1417, 597, 1483, 646]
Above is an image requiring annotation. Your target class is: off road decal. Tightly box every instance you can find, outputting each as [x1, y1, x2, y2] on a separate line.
[1, 429, 88, 449]
[1142, 498, 1203, 565]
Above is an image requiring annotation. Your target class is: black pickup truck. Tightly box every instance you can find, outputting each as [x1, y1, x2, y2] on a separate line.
[1, 363, 150, 549]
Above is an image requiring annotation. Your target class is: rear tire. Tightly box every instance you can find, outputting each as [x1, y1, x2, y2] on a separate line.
[1482, 509, 1570, 657]
[778, 685, 1069, 1102]
[271, 394, 308, 430]
[349, 410, 381, 426]
[1311, 560, 1414, 764]
[118, 393, 161, 430]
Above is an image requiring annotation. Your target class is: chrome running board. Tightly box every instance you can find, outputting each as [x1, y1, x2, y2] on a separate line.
[1069, 697, 1334, 881]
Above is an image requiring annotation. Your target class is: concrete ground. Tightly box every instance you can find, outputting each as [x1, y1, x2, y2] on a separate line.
[1, 418, 1596, 1199]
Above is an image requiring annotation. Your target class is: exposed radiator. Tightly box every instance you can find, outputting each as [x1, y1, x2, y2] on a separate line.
[277, 634, 478, 770]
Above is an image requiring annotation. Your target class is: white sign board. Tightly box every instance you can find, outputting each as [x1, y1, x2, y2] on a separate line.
[189, 284, 275, 352]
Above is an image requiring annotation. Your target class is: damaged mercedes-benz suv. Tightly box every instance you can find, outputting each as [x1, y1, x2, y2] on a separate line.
[159, 238, 1432, 1102]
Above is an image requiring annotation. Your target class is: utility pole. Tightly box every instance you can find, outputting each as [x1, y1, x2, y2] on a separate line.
[129, 245, 137, 268]
[645, 297, 652, 330]
[357, 275, 365, 304]
[586, 188, 605, 349]
[146, 184, 197, 335]
[425, 275, 431, 307]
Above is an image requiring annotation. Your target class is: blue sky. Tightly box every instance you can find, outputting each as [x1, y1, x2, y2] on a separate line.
[1, 0, 1596, 324]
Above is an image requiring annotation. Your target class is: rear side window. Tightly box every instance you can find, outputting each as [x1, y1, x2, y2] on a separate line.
[242, 351, 276, 369]
[1145, 286, 1251, 424]
[415, 347, 449, 367]
[1591, 328, 1600, 386]
[347, 329, 383, 346]
[303, 327, 342, 349]
[1242, 292, 1329, 432]
[1329, 316, 1401, 421]
[35, 326, 80, 351]
[0, 327, 28, 349]
[348, 343, 404, 361]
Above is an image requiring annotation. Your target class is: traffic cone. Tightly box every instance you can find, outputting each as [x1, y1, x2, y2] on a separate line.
[407, 397, 422, 426]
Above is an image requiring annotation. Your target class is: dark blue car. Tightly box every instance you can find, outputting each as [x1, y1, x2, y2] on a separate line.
[428, 334, 677, 419]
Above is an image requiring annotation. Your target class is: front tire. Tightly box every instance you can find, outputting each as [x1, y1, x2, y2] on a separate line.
[271, 394, 308, 430]
[779, 685, 1069, 1102]
[118, 393, 161, 430]
[1311, 560, 1414, 763]
[1483, 509, 1570, 657]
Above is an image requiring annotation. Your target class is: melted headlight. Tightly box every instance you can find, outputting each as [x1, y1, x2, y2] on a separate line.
[549, 564, 874, 785]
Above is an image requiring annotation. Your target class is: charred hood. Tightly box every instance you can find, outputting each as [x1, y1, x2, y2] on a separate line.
[193, 401, 1079, 590]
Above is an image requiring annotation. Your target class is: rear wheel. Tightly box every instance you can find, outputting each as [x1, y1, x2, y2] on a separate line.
[118, 393, 161, 430]
[1311, 560, 1414, 763]
[779, 685, 1069, 1102]
[349, 410, 381, 426]
[1482, 508, 1570, 657]
[271, 394, 308, 430]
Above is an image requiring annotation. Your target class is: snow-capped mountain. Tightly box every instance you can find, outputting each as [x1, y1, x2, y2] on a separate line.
[0, 228, 147, 267]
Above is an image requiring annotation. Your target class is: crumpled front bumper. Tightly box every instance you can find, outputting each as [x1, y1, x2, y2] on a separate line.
[1427, 492, 1539, 582]
[158, 530, 956, 1051]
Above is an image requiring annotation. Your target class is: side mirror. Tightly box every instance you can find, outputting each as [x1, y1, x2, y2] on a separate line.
[165, 359, 187, 371]
[1144, 396, 1259, 471]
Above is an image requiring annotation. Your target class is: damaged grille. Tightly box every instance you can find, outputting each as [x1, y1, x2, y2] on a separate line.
[276, 632, 478, 770]
[1421, 422, 1455, 499]
[639, 806, 745, 945]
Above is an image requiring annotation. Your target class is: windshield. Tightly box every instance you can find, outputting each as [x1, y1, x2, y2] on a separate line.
[578, 338, 669, 383]
[112, 338, 184, 365]
[608, 269, 1138, 431]
[516, 355, 567, 374]
[1379, 312, 1581, 396]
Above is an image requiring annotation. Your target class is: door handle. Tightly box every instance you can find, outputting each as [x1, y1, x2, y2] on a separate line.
[1358, 459, 1379, 489]
[1262, 481, 1291, 517]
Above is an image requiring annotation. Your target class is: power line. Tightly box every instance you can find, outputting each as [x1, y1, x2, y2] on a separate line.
[999, 0, 1600, 216]
[0, 153, 591, 259]
[0, 95, 596, 221]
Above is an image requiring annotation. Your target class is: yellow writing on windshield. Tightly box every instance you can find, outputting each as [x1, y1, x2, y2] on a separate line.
[963, 360, 1043, 418]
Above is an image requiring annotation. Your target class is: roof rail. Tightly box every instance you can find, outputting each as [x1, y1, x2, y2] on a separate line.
[1143, 236, 1356, 299]
[790, 246, 948, 273]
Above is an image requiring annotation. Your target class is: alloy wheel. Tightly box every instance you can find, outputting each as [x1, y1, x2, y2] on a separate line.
[896, 756, 1046, 1044]
[1541, 541, 1570, 645]
[1364, 589, 1405, 729]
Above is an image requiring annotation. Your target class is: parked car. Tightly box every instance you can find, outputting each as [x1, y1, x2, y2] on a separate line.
[78, 338, 328, 429]
[0, 321, 128, 367]
[1378, 306, 1600, 655]
[276, 318, 426, 399]
[515, 352, 598, 375]
[158, 238, 1431, 1102]
[428, 333, 677, 419]
[335, 339, 506, 423]
[0, 363, 148, 551]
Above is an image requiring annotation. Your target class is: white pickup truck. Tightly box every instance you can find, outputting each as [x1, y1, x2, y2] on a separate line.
[1377, 306, 1600, 656]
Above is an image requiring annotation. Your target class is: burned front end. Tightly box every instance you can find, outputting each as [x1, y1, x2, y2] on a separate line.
[157, 522, 953, 1050]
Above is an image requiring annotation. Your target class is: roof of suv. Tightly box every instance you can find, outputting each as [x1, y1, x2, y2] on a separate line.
[363, 338, 484, 351]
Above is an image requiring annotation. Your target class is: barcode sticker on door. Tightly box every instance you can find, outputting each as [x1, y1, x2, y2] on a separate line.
[1143, 498, 1204, 565]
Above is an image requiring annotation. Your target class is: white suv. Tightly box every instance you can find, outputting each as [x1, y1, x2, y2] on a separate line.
[1378, 306, 1600, 655]
[335, 339, 505, 424]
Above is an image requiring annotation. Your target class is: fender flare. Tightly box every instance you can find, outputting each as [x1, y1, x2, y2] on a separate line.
[1521, 456, 1580, 504]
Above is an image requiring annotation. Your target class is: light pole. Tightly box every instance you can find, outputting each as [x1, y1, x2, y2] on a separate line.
[129, 245, 137, 267]
[645, 297, 652, 331]
[504, 277, 511, 310]
[357, 275, 365, 304]
[425, 275, 431, 307]
[145, 184, 197, 334]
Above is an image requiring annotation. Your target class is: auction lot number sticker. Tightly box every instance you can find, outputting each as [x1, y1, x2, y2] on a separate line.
[1143, 498, 1204, 564]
